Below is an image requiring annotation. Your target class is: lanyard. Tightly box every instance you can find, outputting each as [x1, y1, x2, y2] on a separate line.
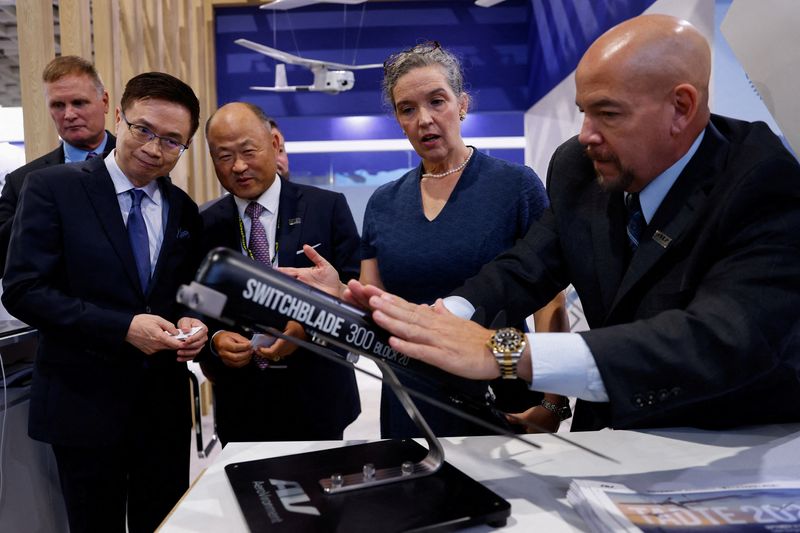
[238, 213, 279, 267]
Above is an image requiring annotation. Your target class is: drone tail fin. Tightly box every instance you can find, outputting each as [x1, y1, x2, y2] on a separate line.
[275, 63, 288, 89]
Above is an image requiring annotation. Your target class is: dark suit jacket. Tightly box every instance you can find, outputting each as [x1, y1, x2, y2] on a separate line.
[0, 132, 117, 274]
[199, 178, 361, 442]
[1, 156, 202, 447]
[454, 114, 800, 431]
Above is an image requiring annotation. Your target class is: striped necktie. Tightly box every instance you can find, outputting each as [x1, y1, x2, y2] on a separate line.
[625, 193, 645, 252]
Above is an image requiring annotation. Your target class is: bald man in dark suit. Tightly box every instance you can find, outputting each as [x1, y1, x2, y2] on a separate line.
[200, 102, 361, 444]
[348, 15, 800, 432]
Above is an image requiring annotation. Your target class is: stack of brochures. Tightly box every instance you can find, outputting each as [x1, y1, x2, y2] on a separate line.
[567, 479, 800, 532]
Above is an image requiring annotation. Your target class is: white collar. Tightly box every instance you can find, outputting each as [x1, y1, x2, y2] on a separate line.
[104, 149, 161, 202]
[233, 175, 281, 219]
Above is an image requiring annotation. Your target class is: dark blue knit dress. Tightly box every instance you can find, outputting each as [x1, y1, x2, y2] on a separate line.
[361, 148, 548, 438]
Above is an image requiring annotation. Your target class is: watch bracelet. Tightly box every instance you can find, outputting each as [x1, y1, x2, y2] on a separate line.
[540, 398, 572, 420]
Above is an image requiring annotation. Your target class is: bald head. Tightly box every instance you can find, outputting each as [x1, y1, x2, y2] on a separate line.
[206, 102, 279, 200]
[206, 102, 272, 136]
[575, 15, 712, 192]
[582, 15, 711, 111]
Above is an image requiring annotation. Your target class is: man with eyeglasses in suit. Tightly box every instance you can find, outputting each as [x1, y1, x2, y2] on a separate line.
[2, 72, 207, 533]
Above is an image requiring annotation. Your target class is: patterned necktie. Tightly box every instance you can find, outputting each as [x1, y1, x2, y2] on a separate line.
[245, 202, 272, 266]
[245, 202, 275, 370]
[127, 189, 151, 292]
[86, 151, 98, 160]
[625, 192, 645, 252]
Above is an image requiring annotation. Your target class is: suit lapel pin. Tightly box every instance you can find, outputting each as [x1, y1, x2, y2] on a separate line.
[652, 230, 672, 249]
[176, 228, 190, 239]
[288, 217, 302, 226]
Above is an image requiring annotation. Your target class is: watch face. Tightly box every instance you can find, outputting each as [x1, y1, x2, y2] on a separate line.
[494, 328, 522, 351]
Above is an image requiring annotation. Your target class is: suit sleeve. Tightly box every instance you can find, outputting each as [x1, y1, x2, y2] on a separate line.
[329, 192, 361, 281]
[0, 170, 23, 275]
[1, 172, 133, 351]
[581, 155, 800, 427]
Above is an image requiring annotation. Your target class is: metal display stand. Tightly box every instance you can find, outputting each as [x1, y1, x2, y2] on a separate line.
[220, 360, 509, 533]
[318, 360, 444, 494]
[177, 249, 512, 531]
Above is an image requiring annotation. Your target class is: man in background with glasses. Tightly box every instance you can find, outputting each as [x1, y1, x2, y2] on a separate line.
[0, 55, 116, 275]
[3, 72, 207, 533]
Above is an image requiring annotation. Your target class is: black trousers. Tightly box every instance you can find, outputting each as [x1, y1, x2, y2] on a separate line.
[52, 428, 189, 533]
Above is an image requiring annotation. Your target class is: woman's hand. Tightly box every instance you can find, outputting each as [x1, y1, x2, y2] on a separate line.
[506, 404, 561, 434]
[506, 394, 569, 433]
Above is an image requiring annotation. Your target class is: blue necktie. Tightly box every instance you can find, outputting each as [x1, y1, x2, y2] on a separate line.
[127, 189, 151, 292]
[625, 193, 645, 252]
[86, 151, 98, 160]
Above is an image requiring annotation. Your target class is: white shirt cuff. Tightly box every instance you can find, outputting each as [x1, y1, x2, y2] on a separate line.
[442, 295, 476, 320]
[210, 330, 225, 357]
[528, 332, 609, 402]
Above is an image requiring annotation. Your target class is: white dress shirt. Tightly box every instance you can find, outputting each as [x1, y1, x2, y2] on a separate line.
[233, 176, 281, 266]
[105, 150, 165, 275]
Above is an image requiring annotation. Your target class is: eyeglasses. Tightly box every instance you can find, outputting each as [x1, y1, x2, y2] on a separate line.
[121, 112, 189, 156]
[383, 40, 441, 73]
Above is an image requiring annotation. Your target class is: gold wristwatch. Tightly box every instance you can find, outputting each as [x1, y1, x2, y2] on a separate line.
[487, 327, 526, 380]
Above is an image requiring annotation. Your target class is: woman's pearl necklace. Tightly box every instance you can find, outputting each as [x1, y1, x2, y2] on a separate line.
[421, 147, 474, 179]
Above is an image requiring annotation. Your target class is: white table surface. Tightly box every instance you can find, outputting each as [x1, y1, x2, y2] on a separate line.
[159, 424, 800, 532]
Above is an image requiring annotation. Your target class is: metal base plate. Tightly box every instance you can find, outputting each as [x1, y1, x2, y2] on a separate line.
[225, 439, 510, 532]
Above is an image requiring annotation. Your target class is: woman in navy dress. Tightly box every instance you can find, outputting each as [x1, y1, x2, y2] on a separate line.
[287, 42, 570, 438]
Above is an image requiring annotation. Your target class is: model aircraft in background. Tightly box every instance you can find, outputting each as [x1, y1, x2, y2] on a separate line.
[235, 38, 382, 94]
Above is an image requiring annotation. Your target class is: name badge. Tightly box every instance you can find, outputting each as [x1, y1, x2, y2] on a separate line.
[652, 230, 672, 249]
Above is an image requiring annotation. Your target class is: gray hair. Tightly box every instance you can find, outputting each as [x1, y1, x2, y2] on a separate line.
[382, 41, 468, 111]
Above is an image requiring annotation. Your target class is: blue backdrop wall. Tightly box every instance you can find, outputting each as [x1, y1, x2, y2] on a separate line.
[213, 0, 653, 192]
